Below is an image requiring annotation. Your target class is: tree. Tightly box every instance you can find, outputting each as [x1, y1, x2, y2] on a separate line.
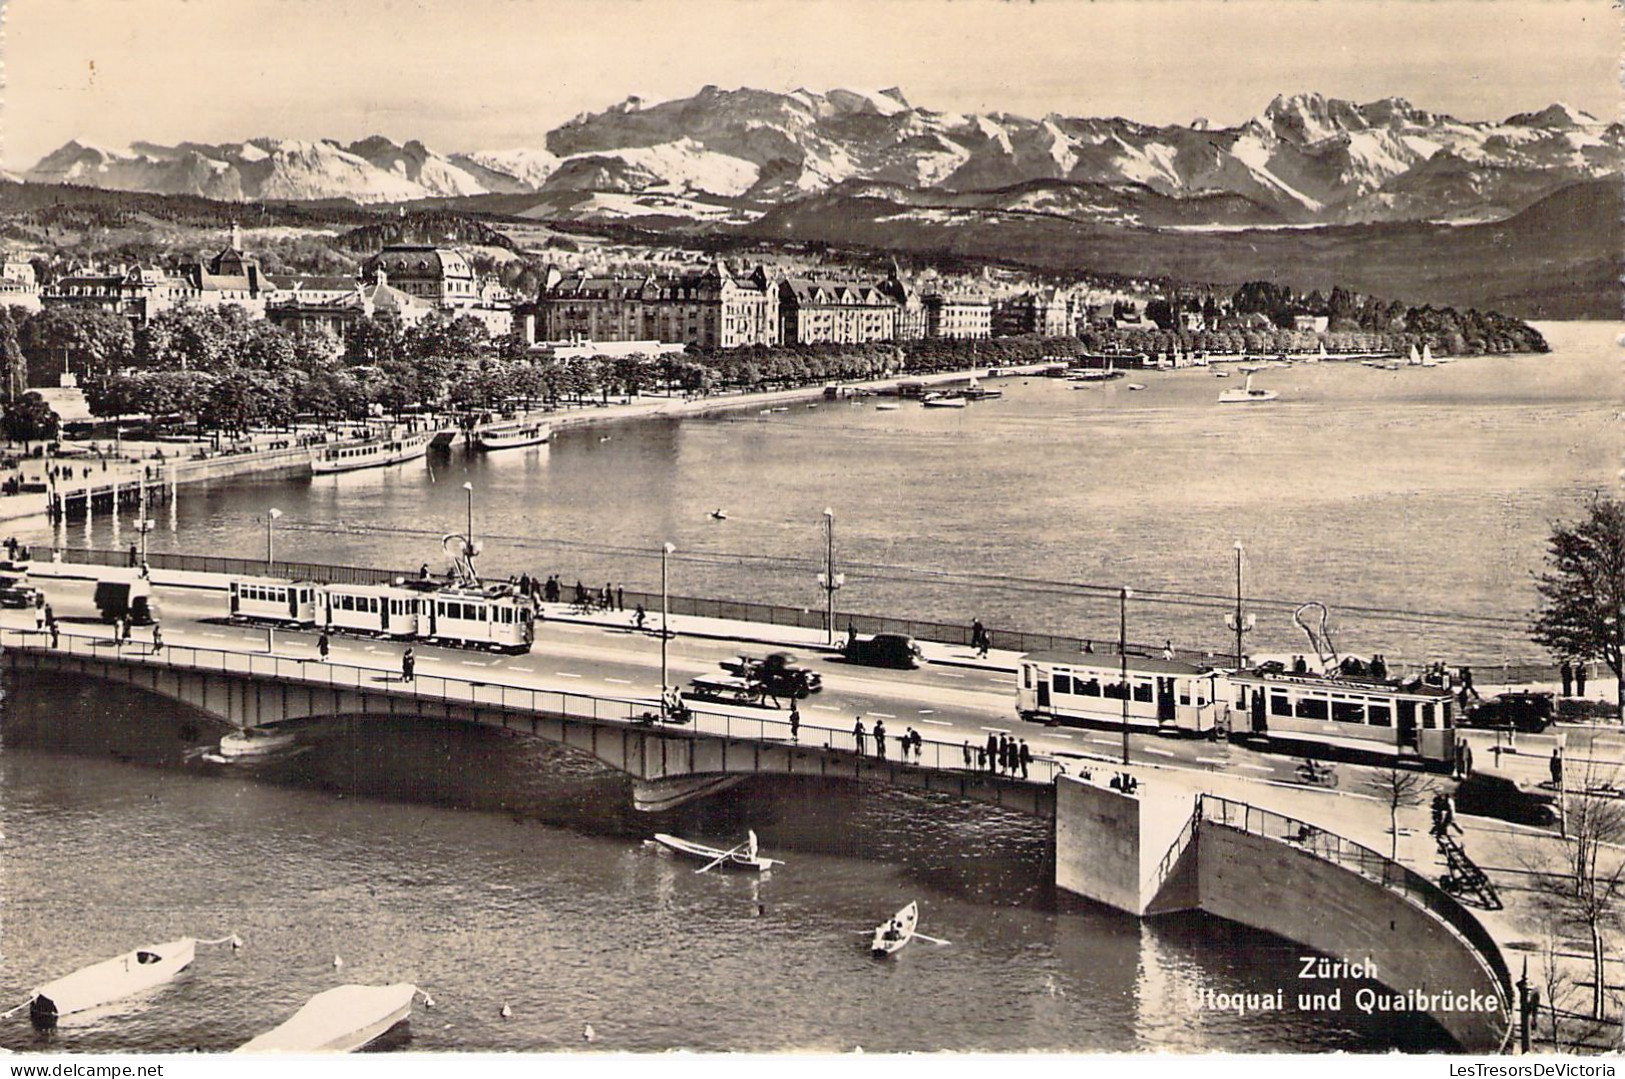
[17, 306, 135, 386]
[1533, 754, 1625, 1021]
[1532, 496, 1625, 722]
[2, 391, 59, 447]
[0, 308, 27, 402]
[1363, 762, 1429, 861]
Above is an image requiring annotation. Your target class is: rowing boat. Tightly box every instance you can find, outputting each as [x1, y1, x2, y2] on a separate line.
[29, 938, 196, 1027]
[651, 830, 782, 872]
[218, 725, 297, 758]
[871, 901, 918, 956]
[236, 984, 418, 1053]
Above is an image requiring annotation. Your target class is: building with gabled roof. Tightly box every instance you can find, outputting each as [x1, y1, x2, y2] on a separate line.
[778, 277, 896, 345]
[537, 260, 778, 349]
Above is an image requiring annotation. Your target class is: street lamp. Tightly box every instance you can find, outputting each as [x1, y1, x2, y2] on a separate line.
[462, 481, 475, 558]
[266, 508, 282, 568]
[1120, 586, 1133, 766]
[1227, 541, 1254, 671]
[660, 542, 676, 713]
[816, 508, 844, 646]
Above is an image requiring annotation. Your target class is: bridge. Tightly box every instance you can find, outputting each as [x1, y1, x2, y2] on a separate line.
[1, 623, 1517, 1051]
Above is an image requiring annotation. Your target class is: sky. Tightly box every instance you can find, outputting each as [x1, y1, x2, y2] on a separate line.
[2, 0, 1619, 168]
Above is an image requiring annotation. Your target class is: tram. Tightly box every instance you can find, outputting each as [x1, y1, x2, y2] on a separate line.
[1226, 668, 1457, 767]
[1016, 652, 1224, 736]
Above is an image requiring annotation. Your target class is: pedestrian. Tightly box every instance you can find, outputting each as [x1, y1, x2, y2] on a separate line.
[1162, 640, 1175, 661]
[1461, 741, 1474, 778]
[1551, 747, 1564, 788]
[634, 604, 647, 631]
[574, 580, 588, 607]
[1453, 736, 1466, 780]
[402, 647, 416, 683]
[962, 741, 973, 769]
[150, 623, 163, 653]
[602, 583, 613, 611]
[43, 603, 54, 630]
[49, 621, 59, 649]
[789, 701, 801, 742]
[1371, 654, 1388, 681]
[986, 732, 998, 773]
[1019, 739, 1032, 780]
[121, 616, 132, 643]
[874, 719, 887, 759]
[913, 729, 924, 760]
[998, 733, 1010, 774]
[1576, 661, 1588, 697]
[1442, 793, 1463, 836]
[112, 615, 124, 646]
[419, 562, 431, 581]
[318, 632, 330, 662]
[976, 745, 987, 770]
[519, 573, 532, 597]
[1429, 791, 1448, 837]
[1082, 639, 1093, 654]
[971, 618, 987, 658]
[1560, 660, 1574, 698]
[853, 717, 867, 757]
[1460, 665, 1475, 699]
[128, 542, 138, 567]
[617, 585, 624, 612]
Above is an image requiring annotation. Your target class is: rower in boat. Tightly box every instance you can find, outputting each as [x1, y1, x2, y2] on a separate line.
[651, 830, 782, 872]
[871, 901, 919, 957]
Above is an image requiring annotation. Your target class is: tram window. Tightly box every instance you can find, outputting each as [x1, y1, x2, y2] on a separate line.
[479, 606, 488, 622]
[1133, 681, 1153, 703]
[1368, 703, 1392, 727]
[1079, 677, 1101, 697]
[1332, 699, 1364, 724]
[1270, 691, 1292, 717]
[1103, 680, 1127, 700]
[1179, 684, 1191, 706]
[1295, 697, 1329, 721]
[1421, 704, 1436, 729]
[1053, 674, 1072, 695]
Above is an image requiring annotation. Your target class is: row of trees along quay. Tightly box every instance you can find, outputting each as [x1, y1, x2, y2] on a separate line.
[0, 274, 1549, 433]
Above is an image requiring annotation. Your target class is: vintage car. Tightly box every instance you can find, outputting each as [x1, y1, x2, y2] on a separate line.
[1463, 691, 1554, 733]
[844, 633, 923, 670]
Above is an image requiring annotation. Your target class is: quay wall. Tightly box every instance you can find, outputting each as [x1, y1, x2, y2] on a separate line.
[1197, 822, 1508, 1052]
[1054, 776, 1197, 915]
[163, 445, 312, 484]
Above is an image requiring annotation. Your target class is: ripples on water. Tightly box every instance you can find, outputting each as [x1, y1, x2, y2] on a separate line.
[0, 678, 1452, 1053]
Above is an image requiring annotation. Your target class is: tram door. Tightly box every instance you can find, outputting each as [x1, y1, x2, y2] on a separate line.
[1036, 677, 1051, 710]
[1156, 678, 1176, 722]
[1250, 689, 1267, 734]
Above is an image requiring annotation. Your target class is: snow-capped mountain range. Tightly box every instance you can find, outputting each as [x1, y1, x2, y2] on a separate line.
[21, 89, 1621, 226]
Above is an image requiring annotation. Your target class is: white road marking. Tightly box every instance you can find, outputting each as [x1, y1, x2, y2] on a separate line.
[1196, 756, 1229, 764]
[202, 632, 227, 638]
[1238, 763, 1274, 773]
[1089, 737, 1117, 746]
[981, 726, 1009, 733]
[870, 711, 896, 718]
[1144, 747, 1175, 758]
[511, 666, 535, 672]
[549, 626, 583, 634]
[460, 660, 485, 666]
[990, 677, 1017, 684]
[364, 646, 379, 652]
[554, 672, 581, 678]
[918, 709, 935, 714]
[1048, 733, 1073, 740]
[922, 719, 954, 727]
[606, 677, 632, 685]
[813, 705, 841, 712]
[937, 672, 965, 679]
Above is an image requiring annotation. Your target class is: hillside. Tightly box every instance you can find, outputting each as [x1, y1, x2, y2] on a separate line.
[743, 179, 1622, 319]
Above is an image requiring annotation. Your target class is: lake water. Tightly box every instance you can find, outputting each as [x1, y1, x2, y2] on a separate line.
[2, 322, 1614, 1053]
[20, 321, 1618, 667]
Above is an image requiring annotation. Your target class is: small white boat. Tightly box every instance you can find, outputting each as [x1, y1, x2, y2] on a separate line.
[875, 403, 900, 411]
[1420, 344, 1438, 368]
[959, 378, 1002, 400]
[872, 901, 918, 957]
[236, 984, 418, 1053]
[710, 509, 728, 521]
[1125, 383, 1146, 391]
[1218, 373, 1278, 404]
[1214, 370, 1232, 378]
[218, 726, 297, 758]
[30, 938, 196, 1026]
[921, 393, 967, 409]
[311, 427, 431, 475]
[471, 420, 550, 452]
[1408, 343, 1423, 366]
[771, 407, 790, 413]
[652, 830, 782, 872]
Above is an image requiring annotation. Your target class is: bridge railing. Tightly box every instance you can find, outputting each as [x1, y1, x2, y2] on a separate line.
[1, 626, 1062, 785]
[1199, 793, 1512, 1014]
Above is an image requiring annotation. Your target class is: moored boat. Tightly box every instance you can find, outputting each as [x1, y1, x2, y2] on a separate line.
[236, 984, 419, 1053]
[30, 938, 197, 1027]
[921, 393, 967, 409]
[651, 830, 781, 872]
[471, 420, 551, 452]
[1218, 372, 1279, 404]
[872, 901, 919, 956]
[311, 427, 432, 475]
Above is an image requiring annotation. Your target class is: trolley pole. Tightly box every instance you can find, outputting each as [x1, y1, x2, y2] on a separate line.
[1120, 586, 1132, 766]
[818, 509, 843, 646]
[661, 542, 675, 713]
[1234, 541, 1245, 668]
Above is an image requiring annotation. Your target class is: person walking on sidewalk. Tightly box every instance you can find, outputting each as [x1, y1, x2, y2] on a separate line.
[1576, 661, 1588, 697]
[853, 717, 867, 757]
[1019, 739, 1032, 780]
[318, 632, 330, 662]
[789, 702, 801, 743]
[633, 604, 647, 631]
[1560, 660, 1574, 698]
[963, 741, 973, 769]
[985, 732, 998, 773]
[1551, 746, 1564, 789]
[873, 719, 887, 760]
[402, 647, 416, 683]
[150, 622, 162, 654]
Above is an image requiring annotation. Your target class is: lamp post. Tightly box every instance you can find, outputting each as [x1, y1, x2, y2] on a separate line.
[266, 508, 282, 569]
[462, 481, 475, 555]
[1120, 586, 1133, 766]
[1230, 541, 1252, 670]
[135, 479, 153, 566]
[817, 508, 844, 646]
[660, 542, 675, 712]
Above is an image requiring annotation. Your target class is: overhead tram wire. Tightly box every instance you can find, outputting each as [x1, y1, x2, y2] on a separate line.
[254, 517, 1530, 632]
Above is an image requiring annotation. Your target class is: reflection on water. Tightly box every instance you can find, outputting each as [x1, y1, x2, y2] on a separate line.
[0, 678, 1452, 1052]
